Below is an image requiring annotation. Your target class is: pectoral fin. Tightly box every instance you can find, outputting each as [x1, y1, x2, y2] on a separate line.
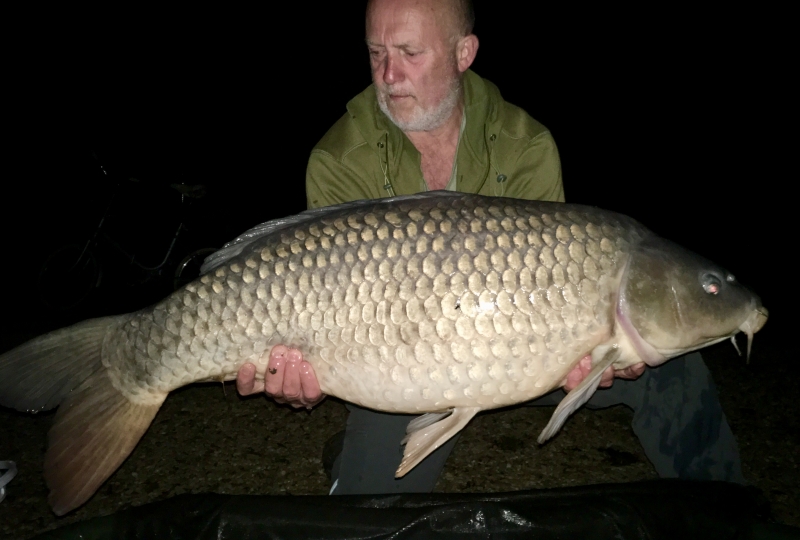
[537, 348, 621, 444]
[396, 407, 480, 478]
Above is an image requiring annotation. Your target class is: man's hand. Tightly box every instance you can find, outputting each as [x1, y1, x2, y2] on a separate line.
[236, 345, 325, 409]
[563, 355, 646, 392]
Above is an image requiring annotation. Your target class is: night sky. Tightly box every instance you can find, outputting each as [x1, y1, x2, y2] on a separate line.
[5, 4, 787, 337]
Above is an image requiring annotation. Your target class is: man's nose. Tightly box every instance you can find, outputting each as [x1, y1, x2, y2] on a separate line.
[383, 54, 403, 85]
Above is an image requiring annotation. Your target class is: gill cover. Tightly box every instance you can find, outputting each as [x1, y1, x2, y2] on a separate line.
[618, 237, 763, 362]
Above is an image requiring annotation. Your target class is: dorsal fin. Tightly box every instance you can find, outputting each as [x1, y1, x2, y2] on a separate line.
[200, 191, 463, 274]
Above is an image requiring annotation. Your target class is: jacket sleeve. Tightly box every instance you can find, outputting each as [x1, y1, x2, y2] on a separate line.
[305, 149, 374, 210]
[504, 132, 565, 203]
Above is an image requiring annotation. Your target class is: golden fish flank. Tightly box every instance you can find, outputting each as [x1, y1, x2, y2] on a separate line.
[0, 192, 766, 516]
[200, 199, 608, 400]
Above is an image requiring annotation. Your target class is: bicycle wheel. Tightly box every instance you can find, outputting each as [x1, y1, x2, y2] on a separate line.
[173, 247, 217, 290]
[38, 244, 101, 310]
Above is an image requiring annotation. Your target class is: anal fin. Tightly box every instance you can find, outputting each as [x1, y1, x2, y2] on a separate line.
[44, 369, 166, 515]
[537, 348, 621, 444]
[396, 407, 480, 478]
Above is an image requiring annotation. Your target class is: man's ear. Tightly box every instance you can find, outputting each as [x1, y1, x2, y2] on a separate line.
[456, 34, 479, 72]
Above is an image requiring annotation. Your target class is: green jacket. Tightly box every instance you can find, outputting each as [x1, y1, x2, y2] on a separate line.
[305, 70, 564, 210]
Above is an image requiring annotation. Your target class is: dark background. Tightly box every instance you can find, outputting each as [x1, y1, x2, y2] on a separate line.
[2, 5, 798, 534]
[3, 3, 788, 338]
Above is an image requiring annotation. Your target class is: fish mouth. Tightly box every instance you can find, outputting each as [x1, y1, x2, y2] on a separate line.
[616, 297, 769, 366]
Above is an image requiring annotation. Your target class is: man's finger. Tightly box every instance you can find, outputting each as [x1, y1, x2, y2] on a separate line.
[236, 363, 257, 396]
[616, 362, 646, 380]
[283, 353, 303, 407]
[299, 361, 324, 407]
[264, 346, 288, 397]
[563, 368, 583, 392]
[598, 365, 615, 388]
[563, 355, 593, 392]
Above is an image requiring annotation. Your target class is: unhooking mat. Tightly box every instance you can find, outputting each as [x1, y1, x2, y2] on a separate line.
[30, 479, 799, 540]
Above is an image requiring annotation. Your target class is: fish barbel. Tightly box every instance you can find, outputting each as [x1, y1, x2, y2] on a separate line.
[0, 192, 767, 514]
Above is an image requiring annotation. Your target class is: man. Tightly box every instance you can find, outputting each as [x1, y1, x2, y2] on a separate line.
[237, 0, 744, 493]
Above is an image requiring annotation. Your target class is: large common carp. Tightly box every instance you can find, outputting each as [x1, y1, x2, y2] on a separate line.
[0, 192, 767, 515]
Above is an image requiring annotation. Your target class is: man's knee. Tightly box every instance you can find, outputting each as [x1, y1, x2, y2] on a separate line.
[332, 405, 459, 494]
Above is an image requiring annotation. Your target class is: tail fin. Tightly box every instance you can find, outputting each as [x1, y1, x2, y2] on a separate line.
[0, 316, 166, 515]
[45, 367, 163, 515]
[0, 317, 116, 413]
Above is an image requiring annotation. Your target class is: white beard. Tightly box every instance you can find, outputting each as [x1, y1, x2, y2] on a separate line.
[375, 74, 462, 132]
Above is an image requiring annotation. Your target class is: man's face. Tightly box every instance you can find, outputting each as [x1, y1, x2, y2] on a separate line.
[366, 0, 462, 132]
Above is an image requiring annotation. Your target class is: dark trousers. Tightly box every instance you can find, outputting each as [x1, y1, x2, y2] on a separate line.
[329, 352, 744, 494]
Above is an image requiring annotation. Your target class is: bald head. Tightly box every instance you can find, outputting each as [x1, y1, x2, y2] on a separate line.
[367, 0, 475, 43]
[365, 0, 479, 133]
[447, 0, 475, 37]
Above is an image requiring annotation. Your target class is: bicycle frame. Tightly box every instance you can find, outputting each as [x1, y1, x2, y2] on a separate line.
[37, 152, 215, 312]
[79, 178, 189, 275]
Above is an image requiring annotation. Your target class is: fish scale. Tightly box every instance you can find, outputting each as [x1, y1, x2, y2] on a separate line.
[0, 192, 767, 515]
[107, 195, 645, 413]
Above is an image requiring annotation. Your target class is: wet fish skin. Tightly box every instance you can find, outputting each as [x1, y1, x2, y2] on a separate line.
[109, 194, 646, 413]
[0, 192, 766, 515]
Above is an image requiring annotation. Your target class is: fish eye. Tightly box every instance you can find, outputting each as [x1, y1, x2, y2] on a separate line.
[702, 274, 722, 295]
[726, 274, 736, 283]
